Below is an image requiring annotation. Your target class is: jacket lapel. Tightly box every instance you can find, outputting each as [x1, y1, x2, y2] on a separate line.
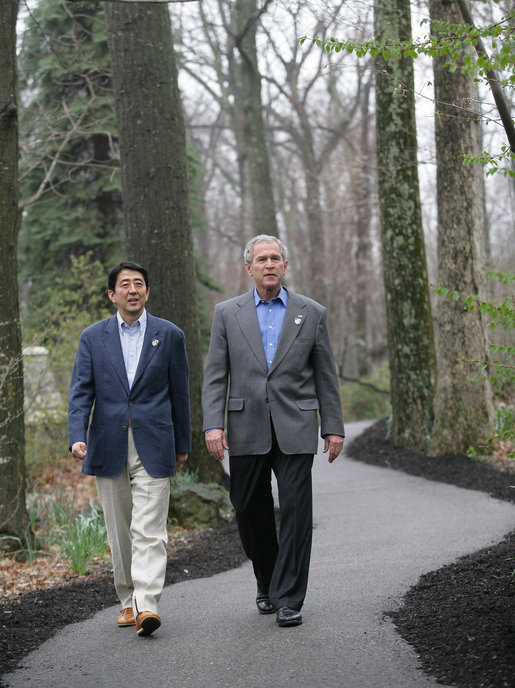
[268, 293, 307, 375]
[132, 314, 160, 389]
[235, 291, 268, 373]
[103, 315, 130, 395]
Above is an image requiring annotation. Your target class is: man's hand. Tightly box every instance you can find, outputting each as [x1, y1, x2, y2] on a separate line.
[205, 429, 229, 462]
[71, 441, 87, 460]
[176, 452, 188, 467]
[323, 434, 344, 463]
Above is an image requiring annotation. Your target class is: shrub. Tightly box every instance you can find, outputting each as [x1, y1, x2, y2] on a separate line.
[51, 505, 108, 575]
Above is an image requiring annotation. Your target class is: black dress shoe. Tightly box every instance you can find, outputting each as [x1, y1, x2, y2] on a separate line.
[276, 606, 302, 627]
[256, 594, 275, 615]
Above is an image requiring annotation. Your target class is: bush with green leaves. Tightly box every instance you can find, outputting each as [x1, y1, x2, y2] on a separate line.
[433, 271, 514, 390]
[50, 505, 108, 575]
[0, 490, 87, 568]
[173, 469, 199, 487]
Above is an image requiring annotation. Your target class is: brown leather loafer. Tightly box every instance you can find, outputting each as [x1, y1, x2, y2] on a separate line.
[136, 611, 161, 636]
[117, 607, 135, 627]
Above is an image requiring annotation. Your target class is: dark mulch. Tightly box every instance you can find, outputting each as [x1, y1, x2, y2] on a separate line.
[1, 421, 514, 687]
[347, 419, 515, 503]
[346, 420, 515, 688]
[387, 532, 514, 688]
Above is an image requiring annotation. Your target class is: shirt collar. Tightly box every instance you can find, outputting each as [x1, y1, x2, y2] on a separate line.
[254, 286, 288, 307]
[117, 309, 147, 332]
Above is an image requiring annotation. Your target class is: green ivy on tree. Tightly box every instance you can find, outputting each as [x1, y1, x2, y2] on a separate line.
[433, 272, 514, 454]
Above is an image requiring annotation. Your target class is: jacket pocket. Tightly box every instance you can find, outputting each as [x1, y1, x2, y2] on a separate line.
[227, 397, 244, 411]
[295, 398, 319, 410]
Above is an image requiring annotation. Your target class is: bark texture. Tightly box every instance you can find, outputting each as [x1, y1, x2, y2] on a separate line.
[374, 0, 436, 450]
[232, 0, 278, 239]
[0, 0, 30, 550]
[428, 0, 493, 455]
[104, 2, 220, 481]
[349, 78, 374, 377]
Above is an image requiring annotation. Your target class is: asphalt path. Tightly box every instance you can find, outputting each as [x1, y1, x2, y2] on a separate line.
[5, 421, 515, 688]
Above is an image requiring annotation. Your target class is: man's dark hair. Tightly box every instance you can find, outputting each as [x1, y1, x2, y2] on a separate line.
[108, 262, 149, 292]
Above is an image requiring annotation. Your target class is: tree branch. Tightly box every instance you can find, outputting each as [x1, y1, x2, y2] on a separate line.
[337, 368, 390, 396]
[18, 78, 97, 213]
[68, 0, 200, 3]
[455, 0, 515, 153]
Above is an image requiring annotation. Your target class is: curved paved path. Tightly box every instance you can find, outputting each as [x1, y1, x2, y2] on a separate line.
[5, 421, 515, 687]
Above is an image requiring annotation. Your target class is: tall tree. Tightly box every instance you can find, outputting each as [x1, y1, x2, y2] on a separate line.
[322, 66, 376, 377]
[104, 1, 220, 482]
[374, 0, 436, 450]
[0, 0, 30, 552]
[17, 0, 122, 305]
[264, 1, 355, 305]
[174, 0, 250, 287]
[231, 0, 278, 239]
[351, 77, 375, 378]
[428, 0, 493, 455]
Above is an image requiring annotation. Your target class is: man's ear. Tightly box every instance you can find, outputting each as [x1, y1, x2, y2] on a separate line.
[244, 262, 253, 277]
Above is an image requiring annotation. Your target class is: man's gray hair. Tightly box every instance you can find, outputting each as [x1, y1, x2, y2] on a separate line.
[243, 235, 288, 264]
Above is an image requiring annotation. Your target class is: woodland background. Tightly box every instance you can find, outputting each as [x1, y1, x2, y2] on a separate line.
[0, 0, 513, 548]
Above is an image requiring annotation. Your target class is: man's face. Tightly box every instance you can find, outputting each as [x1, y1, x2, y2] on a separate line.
[108, 269, 149, 322]
[245, 241, 288, 298]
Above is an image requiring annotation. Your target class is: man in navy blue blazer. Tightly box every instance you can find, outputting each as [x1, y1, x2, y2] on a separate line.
[68, 262, 191, 636]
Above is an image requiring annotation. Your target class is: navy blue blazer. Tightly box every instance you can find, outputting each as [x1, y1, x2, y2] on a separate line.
[68, 312, 191, 478]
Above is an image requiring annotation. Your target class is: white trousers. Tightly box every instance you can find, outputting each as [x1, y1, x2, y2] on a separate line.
[96, 428, 170, 614]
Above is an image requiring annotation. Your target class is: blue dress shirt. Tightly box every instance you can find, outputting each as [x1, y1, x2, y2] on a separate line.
[117, 310, 147, 389]
[254, 286, 288, 369]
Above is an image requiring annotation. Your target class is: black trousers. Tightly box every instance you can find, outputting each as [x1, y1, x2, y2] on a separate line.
[229, 428, 314, 611]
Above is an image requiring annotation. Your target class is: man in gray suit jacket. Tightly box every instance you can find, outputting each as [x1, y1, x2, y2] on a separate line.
[202, 235, 344, 627]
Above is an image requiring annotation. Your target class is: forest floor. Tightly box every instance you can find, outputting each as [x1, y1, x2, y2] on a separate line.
[1, 419, 514, 688]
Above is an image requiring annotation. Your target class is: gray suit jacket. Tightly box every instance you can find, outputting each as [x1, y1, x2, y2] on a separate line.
[202, 289, 344, 456]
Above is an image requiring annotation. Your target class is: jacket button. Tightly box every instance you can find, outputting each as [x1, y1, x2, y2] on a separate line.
[122, 425, 127, 431]
[128, 402, 133, 406]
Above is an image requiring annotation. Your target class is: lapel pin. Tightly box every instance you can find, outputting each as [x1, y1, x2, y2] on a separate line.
[294, 315, 303, 325]
[152, 339, 160, 347]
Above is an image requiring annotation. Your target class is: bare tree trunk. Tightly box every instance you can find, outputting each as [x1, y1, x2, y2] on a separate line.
[225, 6, 254, 287]
[231, 0, 278, 238]
[0, 0, 30, 552]
[302, 148, 327, 305]
[286, 76, 332, 306]
[104, 1, 221, 482]
[351, 78, 374, 377]
[428, 0, 493, 455]
[374, 0, 436, 451]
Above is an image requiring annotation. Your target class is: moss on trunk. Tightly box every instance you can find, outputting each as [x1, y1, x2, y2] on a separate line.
[374, 0, 436, 451]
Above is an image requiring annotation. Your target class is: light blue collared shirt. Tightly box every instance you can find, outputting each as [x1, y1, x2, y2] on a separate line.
[255, 286, 288, 369]
[117, 309, 147, 389]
